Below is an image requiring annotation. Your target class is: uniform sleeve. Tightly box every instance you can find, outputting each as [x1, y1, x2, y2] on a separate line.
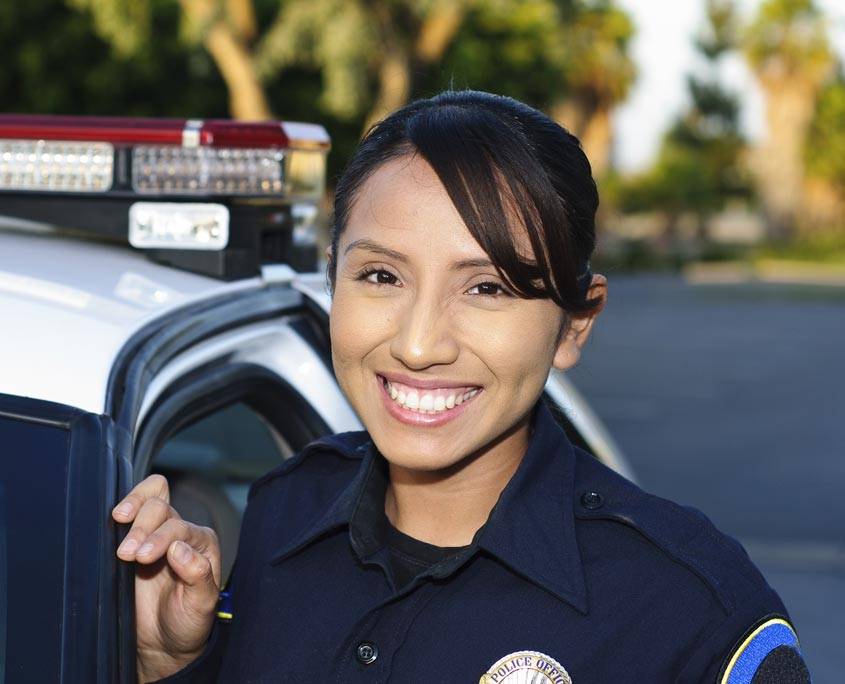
[674, 606, 811, 684]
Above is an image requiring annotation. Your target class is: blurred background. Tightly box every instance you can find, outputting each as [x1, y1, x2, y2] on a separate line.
[1, 0, 842, 679]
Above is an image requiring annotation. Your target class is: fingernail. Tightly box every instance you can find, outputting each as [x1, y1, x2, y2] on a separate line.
[118, 538, 138, 555]
[114, 502, 133, 517]
[172, 541, 192, 565]
[137, 542, 153, 557]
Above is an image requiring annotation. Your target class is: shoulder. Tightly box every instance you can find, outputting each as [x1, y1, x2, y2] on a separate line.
[248, 429, 371, 500]
[233, 430, 370, 547]
[571, 448, 809, 682]
[572, 445, 773, 614]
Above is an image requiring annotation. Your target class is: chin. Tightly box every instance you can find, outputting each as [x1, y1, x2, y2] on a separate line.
[369, 430, 468, 472]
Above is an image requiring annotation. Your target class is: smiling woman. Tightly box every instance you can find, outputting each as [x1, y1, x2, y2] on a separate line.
[115, 90, 810, 684]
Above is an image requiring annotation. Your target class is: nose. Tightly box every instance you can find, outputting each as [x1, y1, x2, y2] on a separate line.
[389, 290, 460, 369]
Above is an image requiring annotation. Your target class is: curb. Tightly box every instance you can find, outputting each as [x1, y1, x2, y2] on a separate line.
[683, 259, 845, 287]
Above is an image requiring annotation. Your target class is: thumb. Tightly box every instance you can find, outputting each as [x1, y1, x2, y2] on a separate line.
[167, 540, 219, 618]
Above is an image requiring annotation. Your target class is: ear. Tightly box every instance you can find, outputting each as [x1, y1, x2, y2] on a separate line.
[324, 244, 333, 263]
[552, 274, 608, 371]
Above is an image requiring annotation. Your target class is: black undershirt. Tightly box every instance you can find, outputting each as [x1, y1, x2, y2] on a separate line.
[383, 516, 469, 589]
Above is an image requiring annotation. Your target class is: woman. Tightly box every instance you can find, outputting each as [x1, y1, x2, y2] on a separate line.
[113, 90, 810, 683]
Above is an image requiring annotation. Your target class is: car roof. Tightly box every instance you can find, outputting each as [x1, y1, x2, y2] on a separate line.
[0, 217, 261, 413]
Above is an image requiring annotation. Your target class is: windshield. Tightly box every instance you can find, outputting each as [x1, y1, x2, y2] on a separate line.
[0, 410, 69, 682]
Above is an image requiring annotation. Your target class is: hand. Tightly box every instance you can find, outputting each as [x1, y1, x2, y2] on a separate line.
[112, 474, 222, 683]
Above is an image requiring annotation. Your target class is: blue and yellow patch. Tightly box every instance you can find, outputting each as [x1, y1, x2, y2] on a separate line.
[720, 618, 801, 684]
[216, 589, 233, 622]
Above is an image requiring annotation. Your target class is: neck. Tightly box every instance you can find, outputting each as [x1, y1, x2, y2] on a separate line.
[383, 410, 532, 547]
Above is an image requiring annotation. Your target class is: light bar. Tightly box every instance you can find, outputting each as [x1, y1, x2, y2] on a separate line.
[0, 115, 330, 199]
[132, 146, 284, 196]
[128, 202, 229, 250]
[0, 114, 330, 279]
[0, 139, 113, 193]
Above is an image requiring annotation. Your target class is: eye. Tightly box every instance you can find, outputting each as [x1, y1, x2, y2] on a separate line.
[465, 281, 512, 297]
[356, 267, 400, 286]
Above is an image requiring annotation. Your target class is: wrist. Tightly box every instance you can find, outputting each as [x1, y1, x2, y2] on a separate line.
[137, 646, 205, 683]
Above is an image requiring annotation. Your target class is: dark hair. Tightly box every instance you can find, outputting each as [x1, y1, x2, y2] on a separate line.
[327, 89, 600, 315]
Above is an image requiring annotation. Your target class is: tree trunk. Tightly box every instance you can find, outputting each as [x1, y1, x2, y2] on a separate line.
[362, 48, 412, 135]
[180, 0, 272, 120]
[753, 78, 817, 239]
[362, 5, 412, 136]
[226, 0, 257, 42]
[415, 1, 466, 63]
[579, 105, 613, 177]
[551, 97, 613, 176]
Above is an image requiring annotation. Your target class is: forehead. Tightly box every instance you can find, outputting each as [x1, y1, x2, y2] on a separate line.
[342, 153, 534, 261]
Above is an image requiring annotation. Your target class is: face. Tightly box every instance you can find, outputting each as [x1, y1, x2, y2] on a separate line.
[329, 152, 605, 473]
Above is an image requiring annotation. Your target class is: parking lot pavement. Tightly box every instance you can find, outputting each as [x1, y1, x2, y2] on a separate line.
[568, 273, 845, 682]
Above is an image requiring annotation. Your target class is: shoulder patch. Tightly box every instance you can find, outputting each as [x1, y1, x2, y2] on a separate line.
[720, 618, 806, 684]
[216, 589, 233, 623]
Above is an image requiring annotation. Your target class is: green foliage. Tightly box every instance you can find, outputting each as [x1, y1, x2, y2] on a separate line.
[743, 0, 833, 79]
[611, 0, 750, 221]
[560, 0, 636, 103]
[696, 0, 739, 59]
[428, 0, 568, 107]
[0, 0, 228, 116]
[805, 74, 845, 191]
[423, 0, 635, 111]
[256, 0, 378, 121]
[65, 0, 151, 55]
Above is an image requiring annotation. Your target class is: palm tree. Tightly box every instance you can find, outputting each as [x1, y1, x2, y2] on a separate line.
[550, 1, 636, 177]
[256, 0, 472, 134]
[742, 0, 836, 238]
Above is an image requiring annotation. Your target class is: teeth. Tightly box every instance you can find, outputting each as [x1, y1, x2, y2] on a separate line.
[382, 377, 480, 414]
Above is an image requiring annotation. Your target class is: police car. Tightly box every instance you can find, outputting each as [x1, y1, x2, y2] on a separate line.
[0, 115, 631, 682]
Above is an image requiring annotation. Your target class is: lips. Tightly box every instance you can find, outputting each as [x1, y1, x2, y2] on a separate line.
[375, 373, 482, 426]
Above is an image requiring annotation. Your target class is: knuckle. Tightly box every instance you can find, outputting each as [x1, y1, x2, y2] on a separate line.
[147, 496, 171, 516]
[147, 473, 170, 497]
[172, 518, 190, 537]
[199, 525, 219, 544]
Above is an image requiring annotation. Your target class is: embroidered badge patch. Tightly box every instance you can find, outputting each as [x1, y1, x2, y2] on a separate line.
[479, 650, 572, 684]
[720, 618, 801, 684]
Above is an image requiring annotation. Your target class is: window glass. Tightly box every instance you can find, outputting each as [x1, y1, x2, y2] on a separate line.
[152, 402, 290, 582]
[0, 413, 69, 683]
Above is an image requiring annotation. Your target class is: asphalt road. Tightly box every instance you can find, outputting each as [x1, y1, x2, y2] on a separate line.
[567, 274, 845, 682]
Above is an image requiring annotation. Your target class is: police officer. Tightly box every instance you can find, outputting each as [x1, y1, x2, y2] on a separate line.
[113, 90, 811, 683]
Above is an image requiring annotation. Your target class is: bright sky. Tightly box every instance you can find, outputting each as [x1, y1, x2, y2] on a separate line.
[613, 0, 845, 172]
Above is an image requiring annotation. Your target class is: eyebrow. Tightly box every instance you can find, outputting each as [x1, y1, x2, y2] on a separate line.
[343, 238, 494, 271]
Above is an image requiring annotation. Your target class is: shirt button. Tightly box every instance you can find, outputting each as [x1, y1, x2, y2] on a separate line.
[581, 491, 604, 510]
[356, 641, 378, 665]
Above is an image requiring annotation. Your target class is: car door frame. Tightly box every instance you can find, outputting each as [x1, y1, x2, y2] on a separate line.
[105, 280, 352, 680]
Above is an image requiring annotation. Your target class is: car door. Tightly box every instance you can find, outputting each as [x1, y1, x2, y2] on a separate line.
[0, 392, 130, 684]
[107, 279, 356, 675]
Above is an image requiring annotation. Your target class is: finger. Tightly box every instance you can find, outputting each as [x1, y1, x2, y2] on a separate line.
[134, 518, 216, 570]
[116, 496, 179, 561]
[167, 540, 220, 615]
[112, 473, 170, 523]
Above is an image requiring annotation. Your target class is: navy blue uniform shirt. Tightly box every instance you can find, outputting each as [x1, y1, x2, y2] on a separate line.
[156, 398, 810, 683]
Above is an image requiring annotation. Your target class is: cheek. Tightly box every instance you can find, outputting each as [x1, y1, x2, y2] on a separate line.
[455, 305, 559, 382]
[329, 290, 395, 375]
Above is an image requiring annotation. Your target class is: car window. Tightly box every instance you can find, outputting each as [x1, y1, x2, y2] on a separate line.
[151, 402, 291, 583]
[0, 413, 69, 683]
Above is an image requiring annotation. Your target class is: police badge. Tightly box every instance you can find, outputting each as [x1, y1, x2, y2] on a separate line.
[479, 650, 572, 684]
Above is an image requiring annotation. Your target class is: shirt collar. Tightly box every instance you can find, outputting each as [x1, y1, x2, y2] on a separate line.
[271, 398, 588, 614]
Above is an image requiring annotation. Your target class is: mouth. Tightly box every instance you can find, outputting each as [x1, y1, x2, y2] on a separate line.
[375, 373, 483, 426]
